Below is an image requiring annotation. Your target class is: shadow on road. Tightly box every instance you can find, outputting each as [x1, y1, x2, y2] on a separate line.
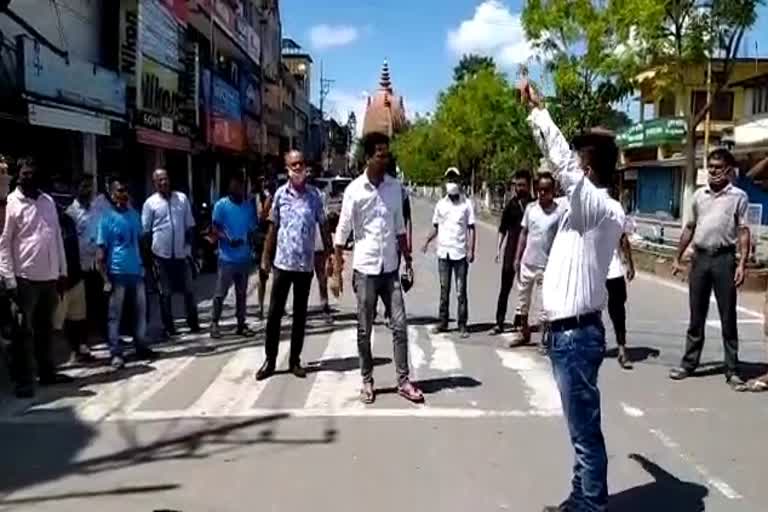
[605, 346, 661, 364]
[377, 375, 482, 396]
[609, 453, 708, 511]
[0, 411, 335, 505]
[306, 356, 392, 374]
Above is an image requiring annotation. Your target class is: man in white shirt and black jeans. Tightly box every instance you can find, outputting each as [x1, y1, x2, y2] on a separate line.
[520, 81, 625, 512]
[422, 167, 476, 338]
[331, 132, 423, 405]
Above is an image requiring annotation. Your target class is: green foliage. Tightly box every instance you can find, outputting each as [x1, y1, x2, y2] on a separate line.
[453, 54, 497, 83]
[393, 69, 539, 187]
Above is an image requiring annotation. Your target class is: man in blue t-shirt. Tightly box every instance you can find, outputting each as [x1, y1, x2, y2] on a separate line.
[97, 179, 156, 369]
[210, 173, 257, 339]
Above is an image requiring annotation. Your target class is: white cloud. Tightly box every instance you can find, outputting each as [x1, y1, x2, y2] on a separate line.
[309, 24, 360, 50]
[447, 1, 533, 69]
[325, 90, 368, 136]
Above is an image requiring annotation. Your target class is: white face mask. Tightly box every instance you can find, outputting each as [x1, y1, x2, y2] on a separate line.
[445, 182, 460, 196]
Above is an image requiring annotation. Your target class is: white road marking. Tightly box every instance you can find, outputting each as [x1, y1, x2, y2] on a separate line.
[496, 349, 561, 416]
[649, 428, 742, 500]
[620, 402, 645, 417]
[429, 331, 462, 372]
[408, 326, 426, 378]
[0, 406, 562, 423]
[186, 346, 265, 417]
[226, 341, 290, 415]
[304, 328, 370, 412]
[75, 356, 196, 422]
[637, 272, 763, 320]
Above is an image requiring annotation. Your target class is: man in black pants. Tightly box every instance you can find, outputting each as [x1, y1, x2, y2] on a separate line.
[256, 151, 331, 380]
[492, 171, 532, 335]
[605, 227, 635, 369]
[669, 149, 750, 390]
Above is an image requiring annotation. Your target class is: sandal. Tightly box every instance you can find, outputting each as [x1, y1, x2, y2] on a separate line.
[398, 381, 424, 403]
[360, 382, 375, 404]
[746, 379, 768, 393]
[618, 352, 634, 370]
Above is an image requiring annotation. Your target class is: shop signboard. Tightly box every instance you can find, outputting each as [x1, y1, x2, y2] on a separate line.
[202, 69, 244, 151]
[201, 0, 261, 65]
[28, 103, 111, 136]
[245, 116, 262, 152]
[240, 71, 261, 117]
[137, 59, 192, 137]
[141, 0, 184, 72]
[19, 36, 126, 116]
[617, 117, 687, 149]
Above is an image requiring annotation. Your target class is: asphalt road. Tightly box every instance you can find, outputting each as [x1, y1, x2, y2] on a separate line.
[0, 196, 767, 512]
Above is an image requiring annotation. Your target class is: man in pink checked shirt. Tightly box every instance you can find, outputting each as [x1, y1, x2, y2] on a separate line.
[0, 157, 70, 399]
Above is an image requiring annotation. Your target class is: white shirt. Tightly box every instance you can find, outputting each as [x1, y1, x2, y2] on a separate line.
[141, 191, 195, 259]
[335, 172, 406, 275]
[528, 108, 625, 321]
[607, 212, 633, 279]
[520, 199, 565, 269]
[432, 195, 475, 260]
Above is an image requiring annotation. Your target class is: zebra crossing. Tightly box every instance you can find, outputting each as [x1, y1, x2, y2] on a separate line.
[0, 322, 564, 424]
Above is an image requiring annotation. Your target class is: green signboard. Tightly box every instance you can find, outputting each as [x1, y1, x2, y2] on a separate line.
[617, 117, 687, 149]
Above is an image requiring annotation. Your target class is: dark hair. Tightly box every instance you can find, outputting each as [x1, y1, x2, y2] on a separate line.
[362, 132, 390, 158]
[17, 156, 37, 171]
[537, 172, 555, 187]
[79, 174, 94, 186]
[229, 172, 245, 184]
[576, 140, 618, 186]
[514, 169, 531, 181]
[708, 148, 736, 167]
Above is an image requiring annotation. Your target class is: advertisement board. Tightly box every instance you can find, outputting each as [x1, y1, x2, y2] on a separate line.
[18, 36, 126, 116]
[241, 71, 262, 117]
[202, 69, 244, 151]
[141, 0, 183, 72]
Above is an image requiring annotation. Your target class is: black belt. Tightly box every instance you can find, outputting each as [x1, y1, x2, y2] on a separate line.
[694, 245, 735, 256]
[548, 311, 601, 333]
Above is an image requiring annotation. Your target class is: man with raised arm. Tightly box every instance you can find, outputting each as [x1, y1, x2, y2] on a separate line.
[520, 80, 625, 512]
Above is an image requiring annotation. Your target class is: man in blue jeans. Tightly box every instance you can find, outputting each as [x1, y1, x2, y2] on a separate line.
[210, 173, 257, 339]
[97, 179, 157, 370]
[520, 81, 625, 512]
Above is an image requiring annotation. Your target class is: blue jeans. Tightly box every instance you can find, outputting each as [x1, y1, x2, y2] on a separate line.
[108, 280, 148, 357]
[546, 318, 608, 511]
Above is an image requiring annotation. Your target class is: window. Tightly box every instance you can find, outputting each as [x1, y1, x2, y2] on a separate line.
[658, 93, 676, 117]
[690, 90, 734, 121]
[752, 87, 768, 115]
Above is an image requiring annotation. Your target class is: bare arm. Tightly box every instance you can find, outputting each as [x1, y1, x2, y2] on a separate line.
[468, 225, 476, 262]
[620, 234, 635, 281]
[261, 224, 276, 272]
[0, 204, 17, 286]
[422, 225, 438, 252]
[496, 232, 506, 263]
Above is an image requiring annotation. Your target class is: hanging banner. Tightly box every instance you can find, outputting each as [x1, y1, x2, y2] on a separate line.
[202, 69, 244, 151]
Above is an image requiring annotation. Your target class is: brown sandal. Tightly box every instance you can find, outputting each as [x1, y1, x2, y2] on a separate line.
[398, 382, 425, 403]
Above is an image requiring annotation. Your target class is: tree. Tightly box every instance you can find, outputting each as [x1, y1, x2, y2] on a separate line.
[453, 54, 497, 83]
[524, 0, 764, 219]
[609, 0, 763, 215]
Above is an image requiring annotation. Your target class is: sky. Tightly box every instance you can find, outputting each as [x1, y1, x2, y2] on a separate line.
[280, 0, 768, 132]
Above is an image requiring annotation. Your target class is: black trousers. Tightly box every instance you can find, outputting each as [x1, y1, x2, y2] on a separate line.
[682, 249, 739, 376]
[11, 279, 58, 386]
[606, 277, 627, 346]
[83, 270, 107, 342]
[264, 268, 313, 367]
[495, 265, 516, 328]
[157, 257, 199, 332]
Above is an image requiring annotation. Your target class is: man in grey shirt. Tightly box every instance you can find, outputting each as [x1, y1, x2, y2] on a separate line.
[142, 169, 200, 336]
[670, 149, 750, 389]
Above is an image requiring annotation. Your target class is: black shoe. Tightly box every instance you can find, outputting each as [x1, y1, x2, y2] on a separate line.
[255, 361, 276, 381]
[490, 325, 504, 336]
[210, 324, 222, 339]
[135, 346, 158, 361]
[290, 364, 307, 379]
[39, 373, 75, 386]
[236, 325, 256, 337]
[431, 325, 449, 335]
[669, 367, 691, 380]
[188, 325, 202, 334]
[458, 327, 470, 339]
[14, 384, 35, 399]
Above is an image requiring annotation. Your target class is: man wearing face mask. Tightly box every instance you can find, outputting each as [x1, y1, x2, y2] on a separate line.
[670, 149, 750, 390]
[422, 167, 476, 338]
[256, 151, 330, 380]
[0, 158, 70, 397]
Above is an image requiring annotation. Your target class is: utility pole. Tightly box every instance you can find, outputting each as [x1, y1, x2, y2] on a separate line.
[318, 61, 334, 171]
